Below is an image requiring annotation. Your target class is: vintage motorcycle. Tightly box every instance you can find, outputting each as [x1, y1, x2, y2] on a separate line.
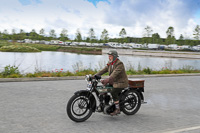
[66, 75, 145, 122]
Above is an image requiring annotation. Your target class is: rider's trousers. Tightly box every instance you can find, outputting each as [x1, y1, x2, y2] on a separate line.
[109, 88, 124, 101]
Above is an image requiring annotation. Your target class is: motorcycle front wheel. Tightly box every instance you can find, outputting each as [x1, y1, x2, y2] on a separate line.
[121, 90, 141, 115]
[67, 94, 93, 122]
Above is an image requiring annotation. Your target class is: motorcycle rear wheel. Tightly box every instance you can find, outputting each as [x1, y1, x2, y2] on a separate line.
[67, 94, 93, 122]
[121, 90, 141, 115]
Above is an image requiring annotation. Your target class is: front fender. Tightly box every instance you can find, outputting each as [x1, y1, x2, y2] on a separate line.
[74, 90, 96, 112]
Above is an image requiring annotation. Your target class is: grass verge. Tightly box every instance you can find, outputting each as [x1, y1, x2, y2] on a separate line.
[0, 65, 200, 78]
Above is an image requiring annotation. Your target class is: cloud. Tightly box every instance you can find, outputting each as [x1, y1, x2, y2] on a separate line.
[0, 0, 200, 39]
[103, 0, 200, 38]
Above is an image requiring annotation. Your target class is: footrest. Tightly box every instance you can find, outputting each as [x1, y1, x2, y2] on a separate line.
[142, 101, 147, 104]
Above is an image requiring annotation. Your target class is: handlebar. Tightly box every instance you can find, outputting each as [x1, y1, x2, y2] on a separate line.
[85, 75, 101, 82]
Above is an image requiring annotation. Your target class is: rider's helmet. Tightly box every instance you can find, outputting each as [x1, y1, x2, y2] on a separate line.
[107, 50, 119, 61]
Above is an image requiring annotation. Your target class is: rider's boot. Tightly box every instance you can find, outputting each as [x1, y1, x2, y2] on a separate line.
[110, 103, 120, 116]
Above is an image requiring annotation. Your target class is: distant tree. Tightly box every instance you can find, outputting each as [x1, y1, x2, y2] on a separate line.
[49, 29, 56, 39]
[166, 26, 174, 37]
[88, 28, 96, 43]
[86, 37, 90, 42]
[152, 33, 161, 43]
[18, 29, 26, 40]
[2, 29, 9, 40]
[39, 28, 45, 40]
[11, 29, 17, 41]
[144, 26, 153, 37]
[119, 28, 127, 43]
[20, 29, 25, 34]
[142, 26, 153, 44]
[177, 34, 185, 45]
[0, 31, 2, 40]
[166, 36, 176, 45]
[119, 28, 127, 38]
[185, 39, 196, 46]
[166, 26, 176, 44]
[100, 29, 109, 43]
[179, 34, 184, 40]
[75, 29, 82, 42]
[193, 25, 200, 40]
[30, 29, 38, 40]
[39, 28, 45, 35]
[3, 29, 9, 34]
[60, 28, 68, 41]
[12, 29, 16, 34]
[31, 29, 36, 33]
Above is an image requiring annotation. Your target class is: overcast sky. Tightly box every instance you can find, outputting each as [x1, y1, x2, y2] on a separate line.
[0, 0, 200, 39]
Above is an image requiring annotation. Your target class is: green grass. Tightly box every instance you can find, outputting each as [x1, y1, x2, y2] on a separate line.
[58, 46, 102, 54]
[59, 46, 101, 51]
[0, 41, 13, 48]
[0, 45, 41, 52]
[0, 41, 101, 53]
[23, 43, 60, 51]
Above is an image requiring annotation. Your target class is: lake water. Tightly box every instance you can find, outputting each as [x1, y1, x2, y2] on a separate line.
[1, 51, 200, 73]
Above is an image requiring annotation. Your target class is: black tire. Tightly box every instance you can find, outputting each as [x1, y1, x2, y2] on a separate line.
[121, 90, 141, 115]
[67, 94, 93, 122]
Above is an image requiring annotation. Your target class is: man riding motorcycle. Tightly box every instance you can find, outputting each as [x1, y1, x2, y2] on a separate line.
[95, 50, 128, 116]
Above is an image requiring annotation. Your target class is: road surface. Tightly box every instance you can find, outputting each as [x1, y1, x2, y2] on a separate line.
[0, 76, 200, 133]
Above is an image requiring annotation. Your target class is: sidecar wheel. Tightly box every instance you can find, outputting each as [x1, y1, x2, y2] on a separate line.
[67, 94, 93, 122]
[121, 90, 141, 115]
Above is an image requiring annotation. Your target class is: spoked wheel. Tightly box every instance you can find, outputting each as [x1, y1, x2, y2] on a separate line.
[121, 90, 141, 115]
[67, 95, 93, 122]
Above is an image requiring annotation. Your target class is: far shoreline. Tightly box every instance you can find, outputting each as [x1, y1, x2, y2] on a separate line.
[103, 48, 200, 59]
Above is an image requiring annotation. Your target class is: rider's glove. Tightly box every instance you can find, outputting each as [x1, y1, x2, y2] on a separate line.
[101, 76, 113, 86]
[92, 75, 101, 79]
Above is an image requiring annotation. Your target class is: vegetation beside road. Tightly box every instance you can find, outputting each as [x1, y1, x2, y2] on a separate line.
[0, 65, 200, 78]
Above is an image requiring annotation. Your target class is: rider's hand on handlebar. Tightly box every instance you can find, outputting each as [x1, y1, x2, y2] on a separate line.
[101, 76, 114, 86]
[101, 78, 109, 85]
[92, 75, 101, 80]
[91, 75, 96, 79]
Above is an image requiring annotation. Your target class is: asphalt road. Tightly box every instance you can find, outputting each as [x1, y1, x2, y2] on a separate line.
[0, 76, 200, 133]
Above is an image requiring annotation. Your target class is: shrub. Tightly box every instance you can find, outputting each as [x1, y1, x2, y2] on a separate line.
[74, 69, 97, 76]
[41, 73, 52, 77]
[63, 71, 74, 76]
[1, 65, 21, 77]
[170, 70, 182, 74]
[25, 73, 37, 78]
[126, 69, 137, 75]
[143, 67, 152, 74]
[7, 74, 22, 78]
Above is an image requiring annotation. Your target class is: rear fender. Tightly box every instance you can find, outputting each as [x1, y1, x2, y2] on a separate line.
[74, 90, 96, 112]
[120, 88, 144, 101]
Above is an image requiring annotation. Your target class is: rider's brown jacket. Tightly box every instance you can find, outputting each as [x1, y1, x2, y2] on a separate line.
[96, 59, 128, 88]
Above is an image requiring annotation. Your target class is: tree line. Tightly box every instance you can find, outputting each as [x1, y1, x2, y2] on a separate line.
[0, 25, 200, 46]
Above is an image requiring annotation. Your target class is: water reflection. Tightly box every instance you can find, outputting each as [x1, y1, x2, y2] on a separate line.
[0, 51, 200, 73]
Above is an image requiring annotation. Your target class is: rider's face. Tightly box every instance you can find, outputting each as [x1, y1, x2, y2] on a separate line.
[108, 55, 113, 62]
